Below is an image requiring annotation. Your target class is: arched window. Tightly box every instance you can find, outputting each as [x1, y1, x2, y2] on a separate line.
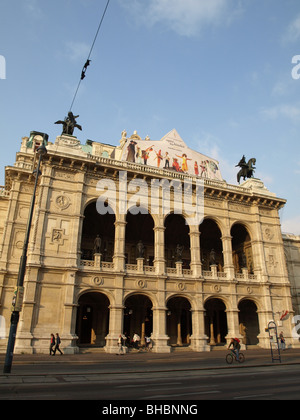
[125, 211, 154, 265]
[200, 218, 224, 271]
[164, 213, 190, 269]
[231, 224, 253, 274]
[81, 201, 115, 262]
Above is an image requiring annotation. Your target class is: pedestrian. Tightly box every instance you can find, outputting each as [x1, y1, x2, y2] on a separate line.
[133, 333, 140, 350]
[117, 334, 126, 355]
[53, 333, 63, 355]
[145, 335, 151, 351]
[49, 333, 55, 355]
[279, 331, 286, 351]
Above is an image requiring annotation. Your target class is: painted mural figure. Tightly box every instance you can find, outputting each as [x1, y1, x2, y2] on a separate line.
[136, 146, 143, 164]
[164, 152, 170, 168]
[176, 154, 192, 172]
[127, 140, 137, 163]
[155, 149, 163, 168]
[142, 146, 154, 165]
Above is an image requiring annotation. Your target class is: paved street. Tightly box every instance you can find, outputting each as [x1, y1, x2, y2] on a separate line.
[0, 348, 300, 402]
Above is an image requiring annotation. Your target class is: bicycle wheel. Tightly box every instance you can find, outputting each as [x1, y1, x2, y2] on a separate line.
[226, 353, 234, 364]
[238, 353, 245, 363]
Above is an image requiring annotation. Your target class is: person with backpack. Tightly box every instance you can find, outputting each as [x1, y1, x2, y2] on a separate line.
[228, 337, 241, 361]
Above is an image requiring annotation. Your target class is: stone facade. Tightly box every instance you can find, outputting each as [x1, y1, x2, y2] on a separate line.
[0, 130, 298, 354]
[283, 234, 300, 316]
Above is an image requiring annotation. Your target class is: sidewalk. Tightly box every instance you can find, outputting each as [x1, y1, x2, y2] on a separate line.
[1, 348, 300, 380]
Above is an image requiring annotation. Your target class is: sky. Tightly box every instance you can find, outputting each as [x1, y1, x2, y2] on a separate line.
[0, 0, 300, 234]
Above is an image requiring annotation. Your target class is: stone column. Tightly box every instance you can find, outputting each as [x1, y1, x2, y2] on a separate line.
[190, 309, 210, 352]
[113, 215, 126, 272]
[105, 304, 124, 354]
[153, 217, 166, 275]
[221, 234, 235, 278]
[189, 227, 202, 277]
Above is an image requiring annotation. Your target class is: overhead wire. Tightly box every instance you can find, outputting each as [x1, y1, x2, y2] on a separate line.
[69, 0, 111, 113]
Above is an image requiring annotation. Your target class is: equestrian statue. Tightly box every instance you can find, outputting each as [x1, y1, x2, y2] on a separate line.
[236, 155, 256, 184]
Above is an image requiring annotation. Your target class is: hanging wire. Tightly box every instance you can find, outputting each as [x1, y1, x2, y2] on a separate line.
[69, 0, 111, 112]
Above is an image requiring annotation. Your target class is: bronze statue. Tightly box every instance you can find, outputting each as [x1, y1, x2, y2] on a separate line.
[236, 156, 256, 184]
[175, 244, 184, 262]
[136, 240, 145, 259]
[55, 112, 82, 136]
[93, 235, 102, 255]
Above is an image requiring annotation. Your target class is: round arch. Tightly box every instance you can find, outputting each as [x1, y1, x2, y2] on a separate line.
[204, 297, 228, 346]
[231, 223, 254, 274]
[125, 210, 155, 266]
[166, 296, 192, 347]
[200, 218, 224, 271]
[81, 200, 115, 262]
[164, 213, 191, 269]
[123, 293, 154, 346]
[238, 298, 260, 345]
[76, 291, 110, 347]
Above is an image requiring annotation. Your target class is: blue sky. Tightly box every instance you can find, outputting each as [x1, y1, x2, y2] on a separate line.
[1, 0, 300, 234]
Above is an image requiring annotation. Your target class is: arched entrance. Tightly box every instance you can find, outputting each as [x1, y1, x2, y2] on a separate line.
[204, 298, 228, 346]
[76, 292, 110, 347]
[123, 294, 153, 346]
[238, 300, 260, 345]
[167, 297, 192, 347]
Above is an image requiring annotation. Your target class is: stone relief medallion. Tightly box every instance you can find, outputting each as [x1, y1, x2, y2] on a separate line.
[247, 287, 253, 295]
[264, 227, 274, 241]
[137, 279, 146, 289]
[93, 277, 104, 286]
[55, 195, 71, 210]
[177, 282, 186, 291]
[212, 284, 221, 293]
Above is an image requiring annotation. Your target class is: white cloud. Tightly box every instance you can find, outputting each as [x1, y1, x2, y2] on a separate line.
[122, 0, 243, 37]
[64, 41, 91, 62]
[261, 104, 300, 123]
[23, 0, 44, 18]
[282, 14, 300, 44]
[281, 214, 300, 235]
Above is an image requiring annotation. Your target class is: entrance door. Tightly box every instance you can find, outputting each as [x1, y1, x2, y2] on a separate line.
[76, 292, 110, 347]
[167, 297, 192, 346]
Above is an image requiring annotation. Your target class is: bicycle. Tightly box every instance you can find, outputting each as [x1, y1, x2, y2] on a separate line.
[226, 349, 245, 364]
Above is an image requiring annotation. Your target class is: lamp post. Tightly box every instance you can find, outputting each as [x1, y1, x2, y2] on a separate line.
[3, 132, 48, 374]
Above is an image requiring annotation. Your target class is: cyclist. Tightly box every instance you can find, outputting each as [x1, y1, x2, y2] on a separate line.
[228, 338, 241, 361]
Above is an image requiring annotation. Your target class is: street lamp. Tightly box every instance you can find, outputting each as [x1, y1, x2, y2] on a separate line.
[3, 132, 48, 374]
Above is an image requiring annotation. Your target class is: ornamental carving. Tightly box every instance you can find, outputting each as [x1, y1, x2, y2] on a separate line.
[212, 284, 221, 293]
[93, 277, 104, 286]
[55, 195, 71, 210]
[177, 282, 186, 291]
[137, 279, 147, 289]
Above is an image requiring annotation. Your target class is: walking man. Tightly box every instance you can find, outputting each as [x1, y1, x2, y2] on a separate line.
[53, 333, 63, 355]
